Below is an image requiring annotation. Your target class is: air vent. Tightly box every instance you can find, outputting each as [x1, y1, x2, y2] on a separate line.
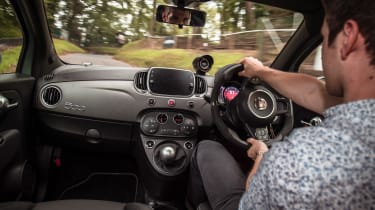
[41, 86, 61, 107]
[134, 71, 148, 90]
[194, 76, 207, 94]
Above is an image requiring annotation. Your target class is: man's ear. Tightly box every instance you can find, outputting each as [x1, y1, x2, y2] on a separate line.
[340, 19, 359, 60]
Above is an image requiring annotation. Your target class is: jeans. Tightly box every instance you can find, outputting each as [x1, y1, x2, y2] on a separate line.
[188, 140, 246, 210]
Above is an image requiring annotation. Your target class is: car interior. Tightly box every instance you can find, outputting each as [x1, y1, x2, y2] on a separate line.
[0, 0, 325, 209]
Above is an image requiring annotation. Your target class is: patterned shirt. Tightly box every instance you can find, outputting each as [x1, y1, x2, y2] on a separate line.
[239, 99, 375, 210]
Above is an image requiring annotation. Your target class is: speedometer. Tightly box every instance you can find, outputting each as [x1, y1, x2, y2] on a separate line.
[223, 86, 239, 102]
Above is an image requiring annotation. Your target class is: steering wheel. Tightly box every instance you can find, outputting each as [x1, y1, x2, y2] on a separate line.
[211, 64, 294, 149]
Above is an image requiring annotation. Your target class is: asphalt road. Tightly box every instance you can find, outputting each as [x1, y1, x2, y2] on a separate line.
[60, 53, 131, 67]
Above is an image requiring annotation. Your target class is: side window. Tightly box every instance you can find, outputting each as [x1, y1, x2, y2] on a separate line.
[0, 0, 23, 74]
[298, 45, 323, 77]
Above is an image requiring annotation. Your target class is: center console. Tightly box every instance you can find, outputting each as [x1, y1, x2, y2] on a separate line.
[136, 68, 202, 177]
[133, 67, 208, 206]
[140, 111, 197, 176]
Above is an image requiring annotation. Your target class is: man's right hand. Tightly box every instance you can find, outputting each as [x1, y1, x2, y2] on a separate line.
[237, 56, 341, 114]
[238, 57, 267, 79]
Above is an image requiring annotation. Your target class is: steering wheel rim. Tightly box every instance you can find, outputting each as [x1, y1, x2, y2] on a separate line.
[211, 63, 294, 149]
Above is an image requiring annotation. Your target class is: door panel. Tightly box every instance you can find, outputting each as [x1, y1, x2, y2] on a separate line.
[0, 130, 21, 173]
[0, 73, 35, 201]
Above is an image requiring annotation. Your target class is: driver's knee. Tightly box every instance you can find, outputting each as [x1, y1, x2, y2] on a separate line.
[192, 140, 226, 171]
[188, 140, 224, 207]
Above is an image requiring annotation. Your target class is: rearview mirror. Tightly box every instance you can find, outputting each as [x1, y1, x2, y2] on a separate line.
[156, 5, 206, 27]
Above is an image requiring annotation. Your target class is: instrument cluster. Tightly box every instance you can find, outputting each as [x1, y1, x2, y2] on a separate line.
[219, 82, 241, 104]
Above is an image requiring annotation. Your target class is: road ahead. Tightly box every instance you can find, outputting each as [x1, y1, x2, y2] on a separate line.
[60, 53, 131, 67]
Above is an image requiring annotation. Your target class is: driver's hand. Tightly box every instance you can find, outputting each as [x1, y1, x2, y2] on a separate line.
[246, 138, 269, 160]
[238, 57, 265, 79]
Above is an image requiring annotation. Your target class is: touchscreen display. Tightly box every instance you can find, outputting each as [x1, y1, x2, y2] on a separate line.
[148, 68, 195, 96]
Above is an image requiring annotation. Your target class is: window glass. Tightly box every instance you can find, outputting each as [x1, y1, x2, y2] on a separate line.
[45, 0, 303, 75]
[299, 45, 323, 77]
[0, 0, 23, 74]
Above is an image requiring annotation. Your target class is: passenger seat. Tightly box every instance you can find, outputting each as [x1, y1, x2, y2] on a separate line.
[0, 199, 152, 210]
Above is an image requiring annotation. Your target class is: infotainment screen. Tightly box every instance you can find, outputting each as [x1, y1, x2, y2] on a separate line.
[148, 68, 195, 96]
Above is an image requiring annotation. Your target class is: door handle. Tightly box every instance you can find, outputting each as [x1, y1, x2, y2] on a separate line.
[0, 94, 19, 117]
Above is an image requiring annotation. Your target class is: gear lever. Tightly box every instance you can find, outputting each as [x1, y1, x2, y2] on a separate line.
[159, 146, 176, 164]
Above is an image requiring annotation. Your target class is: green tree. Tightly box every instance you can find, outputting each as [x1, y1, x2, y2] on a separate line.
[217, 0, 241, 33]
[148, 0, 157, 35]
[59, 0, 85, 45]
[244, 1, 256, 30]
[0, 0, 21, 38]
[44, 0, 60, 36]
[82, 0, 129, 46]
[128, 0, 151, 40]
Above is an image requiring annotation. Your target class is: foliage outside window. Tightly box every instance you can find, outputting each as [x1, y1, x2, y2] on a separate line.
[0, 0, 23, 74]
[45, 0, 303, 74]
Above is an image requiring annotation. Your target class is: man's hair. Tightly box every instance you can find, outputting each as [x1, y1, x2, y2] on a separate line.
[321, 0, 375, 65]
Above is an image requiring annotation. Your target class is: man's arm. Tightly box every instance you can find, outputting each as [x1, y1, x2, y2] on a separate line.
[245, 152, 264, 190]
[239, 57, 343, 114]
[245, 138, 268, 190]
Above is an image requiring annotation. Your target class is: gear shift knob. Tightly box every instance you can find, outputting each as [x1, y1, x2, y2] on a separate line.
[159, 146, 176, 163]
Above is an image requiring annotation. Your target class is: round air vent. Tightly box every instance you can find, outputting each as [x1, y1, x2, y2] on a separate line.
[41, 86, 61, 107]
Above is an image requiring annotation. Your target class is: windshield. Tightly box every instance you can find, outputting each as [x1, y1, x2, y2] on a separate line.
[45, 0, 302, 75]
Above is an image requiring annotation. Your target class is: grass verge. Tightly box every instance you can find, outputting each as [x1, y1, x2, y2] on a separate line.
[115, 40, 256, 75]
[0, 46, 22, 74]
[53, 38, 85, 55]
[0, 39, 84, 73]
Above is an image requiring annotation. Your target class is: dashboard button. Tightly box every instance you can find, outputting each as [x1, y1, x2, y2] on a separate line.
[146, 140, 155, 148]
[160, 129, 168, 134]
[148, 98, 156, 106]
[168, 99, 176, 107]
[173, 114, 184, 125]
[172, 129, 180, 136]
[142, 118, 159, 134]
[184, 142, 193, 150]
[157, 113, 168, 124]
[187, 101, 194, 109]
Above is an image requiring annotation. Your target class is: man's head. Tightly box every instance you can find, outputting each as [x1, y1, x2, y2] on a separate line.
[321, 0, 375, 99]
[321, 0, 375, 65]
[169, 8, 191, 25]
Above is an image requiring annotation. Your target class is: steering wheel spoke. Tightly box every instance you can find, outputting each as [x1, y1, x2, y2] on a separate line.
[275, 97, 290, 115]
[218, 104, 228, 118]
[244, 123, 256, 138]
[217, 103, 227, 110]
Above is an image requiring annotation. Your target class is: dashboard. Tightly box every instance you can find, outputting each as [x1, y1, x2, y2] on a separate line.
[34, 65, 214, 145]
[33, 64, 304, 178]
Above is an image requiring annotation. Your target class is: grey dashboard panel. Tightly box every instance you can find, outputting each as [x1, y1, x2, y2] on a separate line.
[42, 65, 148, 83]
[35, 65, 214, 127]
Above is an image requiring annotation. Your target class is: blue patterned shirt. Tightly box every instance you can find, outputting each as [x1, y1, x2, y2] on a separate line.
[239, 99, 375, 210]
